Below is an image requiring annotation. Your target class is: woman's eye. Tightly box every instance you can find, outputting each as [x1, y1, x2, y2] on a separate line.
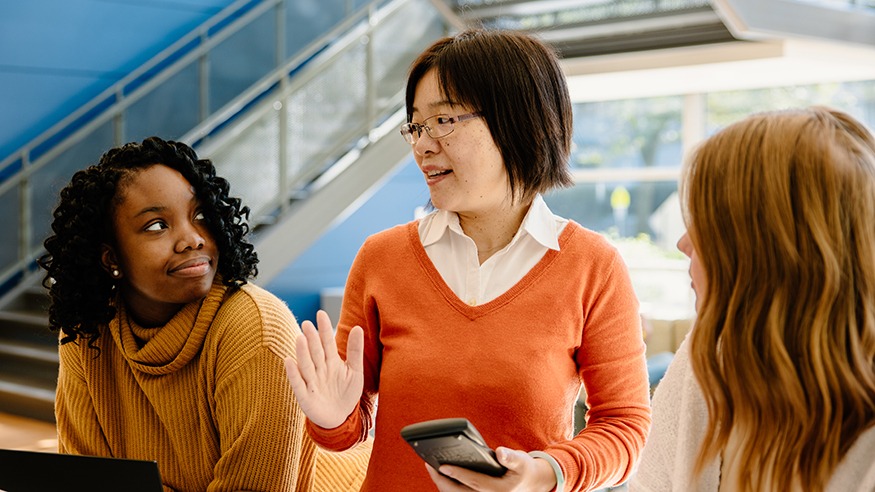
[435, 116, 451, 125]
[145, 221, 167, 232]
[194, 211, 205, 221]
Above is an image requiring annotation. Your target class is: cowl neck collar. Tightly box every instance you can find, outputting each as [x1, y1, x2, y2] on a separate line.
[109, 279, 228, 375]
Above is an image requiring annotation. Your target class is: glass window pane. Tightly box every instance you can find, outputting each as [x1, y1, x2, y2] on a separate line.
[545, 181, 682, 245]
[210, 9, 277, 113]
[706, 80, 875, 134]
[30, 121, 115, 250]
[125, 63, 200, 144]
[544, 181, 691, 318]
[571, 97, 683, 170]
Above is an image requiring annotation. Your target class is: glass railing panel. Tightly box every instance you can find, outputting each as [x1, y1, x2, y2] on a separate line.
[29, 121, 115, 250]
[371, 0, 445, 117]
[210, 7, 278, 114]
[285, 0, 347, 60]
[0, 187, 20, 272]
[125, 63, 200, 144]
[211, 109, 282, 218]
[285, 43, 368, 184]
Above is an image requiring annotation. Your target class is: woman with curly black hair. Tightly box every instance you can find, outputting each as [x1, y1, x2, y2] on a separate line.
[39, 136, 370, 492]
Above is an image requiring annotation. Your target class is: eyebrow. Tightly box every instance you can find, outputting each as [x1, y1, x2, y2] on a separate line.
[134, 206, 167, 218]
[411, 99, 459, 115]
[132, 196, 199, 218]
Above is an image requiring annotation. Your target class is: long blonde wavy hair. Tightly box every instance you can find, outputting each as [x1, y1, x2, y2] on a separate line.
[681, 106, 875, 492]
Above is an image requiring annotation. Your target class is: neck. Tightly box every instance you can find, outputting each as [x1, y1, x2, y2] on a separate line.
[458, 198, 532, 264]
[120, 291, 185, 328]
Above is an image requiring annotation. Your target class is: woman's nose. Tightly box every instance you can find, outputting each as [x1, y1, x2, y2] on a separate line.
[176, 224, 205, 252]
[677, 232, 692, 258]
[413, 130, 439, 156]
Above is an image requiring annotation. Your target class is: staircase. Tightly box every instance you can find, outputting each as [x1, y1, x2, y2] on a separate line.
[0, 275, 56, 422]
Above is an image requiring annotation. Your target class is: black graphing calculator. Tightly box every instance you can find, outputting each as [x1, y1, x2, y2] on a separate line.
[400, 418, 507, 477]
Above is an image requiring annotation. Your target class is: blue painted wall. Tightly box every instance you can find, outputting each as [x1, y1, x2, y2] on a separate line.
[0, 0, 240, 162]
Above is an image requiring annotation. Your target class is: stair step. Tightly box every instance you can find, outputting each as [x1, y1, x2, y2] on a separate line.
[0, 311, 55, 345]
[1, 283, 50, 316]
[0, 376, 56, 423]
[0, 340, 59, 364]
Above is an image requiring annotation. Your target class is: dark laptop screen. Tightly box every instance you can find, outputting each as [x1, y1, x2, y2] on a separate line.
[0, 449, 163, 492]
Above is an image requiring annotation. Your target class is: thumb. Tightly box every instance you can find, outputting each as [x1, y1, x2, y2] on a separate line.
[495, 447, 523, 470]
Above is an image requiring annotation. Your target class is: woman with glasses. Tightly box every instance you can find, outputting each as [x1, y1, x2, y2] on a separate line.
[285, 29, 651, 492]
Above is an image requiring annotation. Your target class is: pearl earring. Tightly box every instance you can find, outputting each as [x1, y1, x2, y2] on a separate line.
[112, 269, 120, 278]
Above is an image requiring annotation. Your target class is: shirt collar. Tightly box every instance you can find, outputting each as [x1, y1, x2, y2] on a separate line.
[420, 194, 561, 250]
[520, 194, 562, 251]
[420, 209, 456, 247]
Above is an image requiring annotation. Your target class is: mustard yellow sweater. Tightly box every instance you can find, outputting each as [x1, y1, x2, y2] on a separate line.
[56, 279, 370, 492]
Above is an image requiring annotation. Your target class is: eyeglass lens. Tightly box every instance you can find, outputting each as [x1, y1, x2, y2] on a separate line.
[401, 114, 455, 144]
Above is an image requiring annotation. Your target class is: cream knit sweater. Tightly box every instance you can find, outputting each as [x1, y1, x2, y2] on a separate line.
[56, 279, 370, 492]
[629, 337, 875, 492]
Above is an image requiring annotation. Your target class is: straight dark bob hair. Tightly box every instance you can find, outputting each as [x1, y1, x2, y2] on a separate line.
[405, 29, 574, 203]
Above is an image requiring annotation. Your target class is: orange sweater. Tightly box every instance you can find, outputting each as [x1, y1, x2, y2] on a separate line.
[56, 279, 370, 492]
[308, 221, 652, 492]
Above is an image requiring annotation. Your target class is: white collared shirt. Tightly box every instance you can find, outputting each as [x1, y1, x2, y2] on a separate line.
[417, 194, 569, 306]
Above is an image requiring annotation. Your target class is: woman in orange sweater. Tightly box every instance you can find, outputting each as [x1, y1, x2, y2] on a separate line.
[40, 137, 368, 492]
[285, 29, 651, 492]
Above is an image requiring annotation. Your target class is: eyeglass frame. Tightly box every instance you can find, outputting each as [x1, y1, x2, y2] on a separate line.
[399, 112, 482, 145]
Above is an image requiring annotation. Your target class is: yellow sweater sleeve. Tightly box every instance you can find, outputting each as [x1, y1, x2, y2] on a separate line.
[207, 287, 308, 492]
[56, 339, 113, 458]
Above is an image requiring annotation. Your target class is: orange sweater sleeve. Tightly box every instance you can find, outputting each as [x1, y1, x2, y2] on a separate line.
[544, 250, 652, 490]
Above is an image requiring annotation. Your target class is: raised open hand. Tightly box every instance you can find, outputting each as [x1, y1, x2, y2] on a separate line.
[284, 310, 365, 429]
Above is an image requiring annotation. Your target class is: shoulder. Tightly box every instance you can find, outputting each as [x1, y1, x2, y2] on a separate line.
[559, 221, 626, 274]
[354, 221, 419, 264]
[631, 338, 714, 491]
[362, 221, 416, 248]
[563, 221, 620, 254]
[212, 283, 299, 355]
[829, 424, 875, 491]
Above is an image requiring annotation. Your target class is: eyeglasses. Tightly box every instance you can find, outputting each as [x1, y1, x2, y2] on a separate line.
[400, 112, 482, 145]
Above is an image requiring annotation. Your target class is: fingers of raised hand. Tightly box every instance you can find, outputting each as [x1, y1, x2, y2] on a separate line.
[346, 325, 365, 374]
[294, 322, 320, 385]
[284, 356, 303, 389]
[300, 319, 329, 374]
[315, 310, 341, 363]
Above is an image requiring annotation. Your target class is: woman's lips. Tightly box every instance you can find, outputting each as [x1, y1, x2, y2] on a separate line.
[170, 258, 211, 277]
[424, 169, 452, 185]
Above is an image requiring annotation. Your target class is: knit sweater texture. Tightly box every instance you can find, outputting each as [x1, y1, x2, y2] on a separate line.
[629, 336, 875, 492]
[308, 221, 652, 492]
[56, 279, 370, 492]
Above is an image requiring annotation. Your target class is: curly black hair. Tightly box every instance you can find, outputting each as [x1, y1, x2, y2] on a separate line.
[38, 136, 258, 348]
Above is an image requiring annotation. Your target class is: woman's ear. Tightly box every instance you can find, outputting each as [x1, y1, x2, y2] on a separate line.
[100, 244, 122, 279]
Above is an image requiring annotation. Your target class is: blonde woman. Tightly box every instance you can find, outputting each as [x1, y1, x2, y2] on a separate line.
[630, 107, 875, 492]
